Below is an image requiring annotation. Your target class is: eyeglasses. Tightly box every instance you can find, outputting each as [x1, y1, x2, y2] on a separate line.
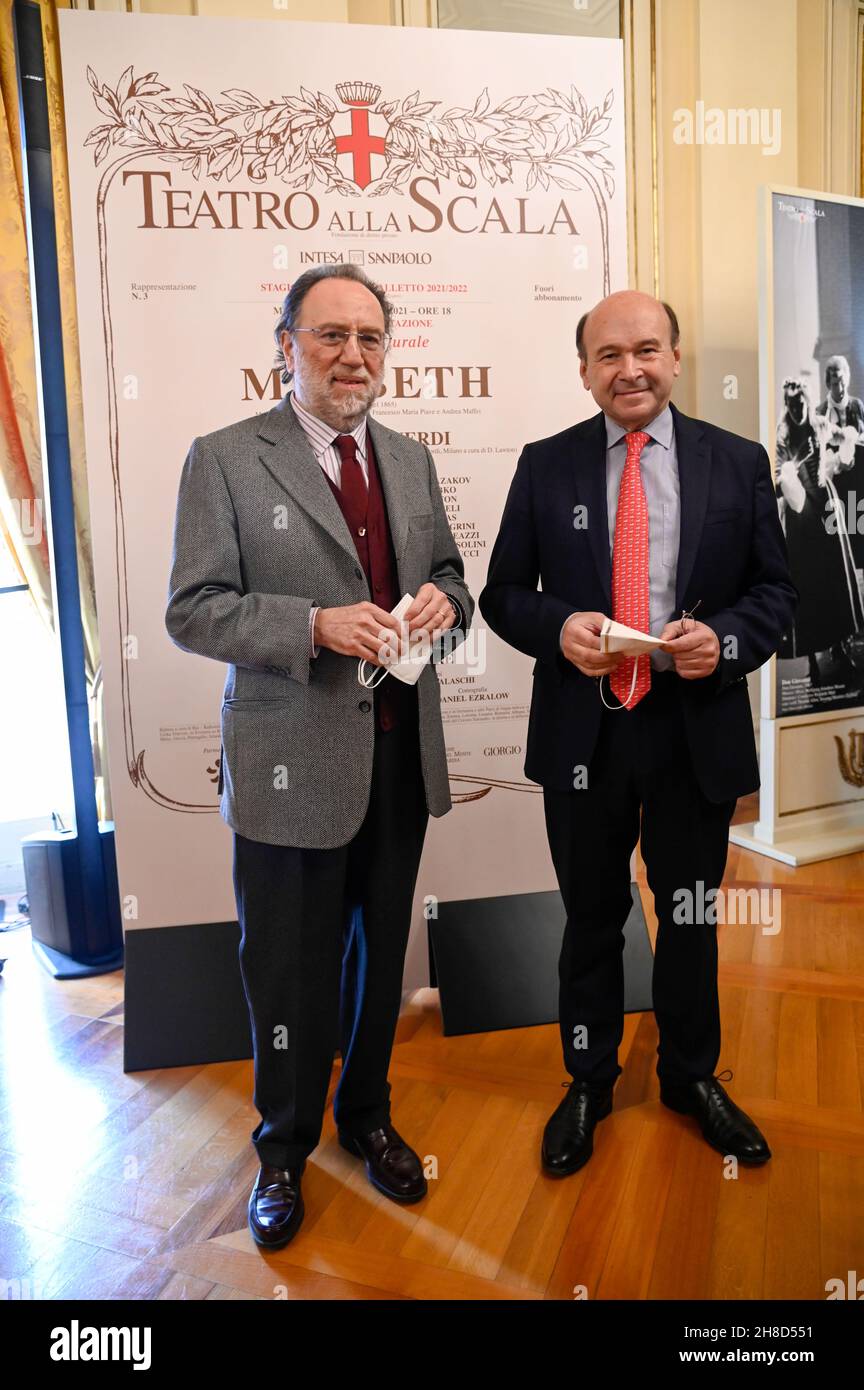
[291, 327, 390, 355]
[679, 599, 702, 633]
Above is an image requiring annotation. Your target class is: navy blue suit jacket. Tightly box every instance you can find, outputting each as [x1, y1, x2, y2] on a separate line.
[478, 402, 798, 803]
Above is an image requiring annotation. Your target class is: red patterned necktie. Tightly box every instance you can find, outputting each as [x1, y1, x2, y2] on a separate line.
[610, 429, 651, 709]
[334, 433, 368, 519]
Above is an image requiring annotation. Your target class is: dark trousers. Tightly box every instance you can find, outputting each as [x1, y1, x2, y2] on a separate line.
[231, 696, 428, 1171]
[542, 671, 737, 1090]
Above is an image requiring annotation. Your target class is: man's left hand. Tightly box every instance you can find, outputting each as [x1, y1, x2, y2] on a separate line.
[404, 582, 457, 639]
[659, 619, 721, 679]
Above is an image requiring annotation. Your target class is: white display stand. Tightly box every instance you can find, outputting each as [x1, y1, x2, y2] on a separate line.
[730, 662, 864, 865]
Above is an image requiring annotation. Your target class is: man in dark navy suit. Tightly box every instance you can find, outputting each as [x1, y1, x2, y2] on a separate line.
[480, 291, 796, 1177]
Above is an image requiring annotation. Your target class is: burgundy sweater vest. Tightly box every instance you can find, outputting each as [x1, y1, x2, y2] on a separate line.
[324, 432, 414, 732]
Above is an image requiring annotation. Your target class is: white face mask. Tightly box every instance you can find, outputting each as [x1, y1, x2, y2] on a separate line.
[357, 593, 432, 689]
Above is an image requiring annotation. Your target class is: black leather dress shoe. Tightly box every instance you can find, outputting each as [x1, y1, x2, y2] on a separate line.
[339, 1124, 427, 1203]
[248, 1163, 305, 1248]
[542, 1080, 614, 1176]
[660, 1071, 771, 1164]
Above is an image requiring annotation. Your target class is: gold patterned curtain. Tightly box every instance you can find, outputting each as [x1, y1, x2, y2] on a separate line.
[0, 0, 110, 820]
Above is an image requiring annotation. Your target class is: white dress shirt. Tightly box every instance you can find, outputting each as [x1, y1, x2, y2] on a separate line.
[291, 392, 367, 657]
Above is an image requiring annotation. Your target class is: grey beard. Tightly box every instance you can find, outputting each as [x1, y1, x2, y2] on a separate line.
[330, 385, 378, 423]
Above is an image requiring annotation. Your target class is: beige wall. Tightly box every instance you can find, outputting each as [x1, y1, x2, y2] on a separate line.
[693, 0, 797, 436]
[137, 0, 389, 17]
[656, 0, 861, 434]
[136, 1, 348, 15]
[347, 0, 393, 21]
[661, 0, 861, 430]
[193, 0, 348, 16]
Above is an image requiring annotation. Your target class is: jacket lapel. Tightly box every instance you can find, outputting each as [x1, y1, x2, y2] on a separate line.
[670, 402, 711, 608]
[256, 396, 358, 566]
[366, 416, 410, 562]
[257, 399, 413, 568]
[574, 411, 612, 609]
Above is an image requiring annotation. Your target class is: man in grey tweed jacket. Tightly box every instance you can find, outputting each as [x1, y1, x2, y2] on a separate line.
[165, 265, 473, 1249]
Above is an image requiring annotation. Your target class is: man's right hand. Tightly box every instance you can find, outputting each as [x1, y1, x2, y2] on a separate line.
[561, 611, 624, 677]
[314, 602, 403, 666]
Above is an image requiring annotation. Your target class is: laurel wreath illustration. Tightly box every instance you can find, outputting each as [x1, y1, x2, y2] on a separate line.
[84, 66, 615, 215]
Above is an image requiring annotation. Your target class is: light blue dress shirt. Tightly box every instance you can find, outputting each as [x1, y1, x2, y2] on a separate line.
[560, 403, 680, 671]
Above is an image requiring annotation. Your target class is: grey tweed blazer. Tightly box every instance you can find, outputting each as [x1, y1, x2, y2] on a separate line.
[165, 396, 474, 848]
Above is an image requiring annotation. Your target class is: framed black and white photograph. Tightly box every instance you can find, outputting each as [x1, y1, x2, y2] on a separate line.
[767, 190, 864, 718]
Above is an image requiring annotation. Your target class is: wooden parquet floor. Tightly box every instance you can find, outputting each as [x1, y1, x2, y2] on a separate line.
[1, 798, 862, 1301]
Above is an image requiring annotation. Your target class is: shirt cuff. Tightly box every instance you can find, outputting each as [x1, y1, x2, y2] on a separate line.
[309, 605, 320, 658]
[559, 612, 578, 649]
[446, 595, 464, 629]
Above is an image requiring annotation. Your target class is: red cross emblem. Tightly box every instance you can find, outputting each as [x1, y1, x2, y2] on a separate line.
[333, 82, 387, 190]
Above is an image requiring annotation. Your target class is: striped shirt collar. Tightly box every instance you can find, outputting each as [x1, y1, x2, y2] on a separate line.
[289, 391, 368, 461]
[604, 402, 674, 451]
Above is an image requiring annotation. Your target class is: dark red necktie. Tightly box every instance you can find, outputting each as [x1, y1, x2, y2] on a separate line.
[334, 433, 368, 518]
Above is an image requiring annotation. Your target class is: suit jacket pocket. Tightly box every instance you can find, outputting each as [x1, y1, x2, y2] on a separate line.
[223, 696, 293, 706]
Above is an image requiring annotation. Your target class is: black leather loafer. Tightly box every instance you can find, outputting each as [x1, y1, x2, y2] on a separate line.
[248, 1163, 305, 1248]
[339, 1124, 427, 1203]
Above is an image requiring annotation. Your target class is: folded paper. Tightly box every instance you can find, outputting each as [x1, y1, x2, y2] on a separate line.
[600, 617, 665, 656]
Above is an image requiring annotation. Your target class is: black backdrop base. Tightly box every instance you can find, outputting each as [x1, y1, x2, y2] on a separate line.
[123, 887, 654, 1068]
[124, 920, 250, 1072]
[428, 884, 654, 1037]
